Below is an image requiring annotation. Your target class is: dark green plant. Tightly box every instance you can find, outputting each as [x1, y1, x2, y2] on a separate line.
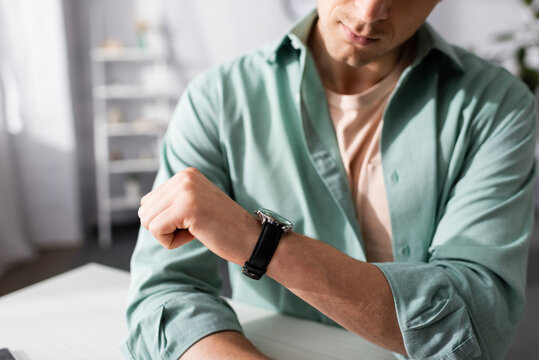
[517, 47, 539, 92]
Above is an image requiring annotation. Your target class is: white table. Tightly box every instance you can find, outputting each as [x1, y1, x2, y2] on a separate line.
[0, 263, 396, 360]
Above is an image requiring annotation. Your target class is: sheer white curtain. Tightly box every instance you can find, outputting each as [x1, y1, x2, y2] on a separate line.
[0, 0, 81, 275]
[0, 22, 35, 275]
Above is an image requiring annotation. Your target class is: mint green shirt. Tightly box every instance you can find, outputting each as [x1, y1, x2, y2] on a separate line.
[122, 12, 536, 360]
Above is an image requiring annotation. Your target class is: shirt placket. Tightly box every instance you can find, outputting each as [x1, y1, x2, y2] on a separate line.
[296, 47, 366, 259]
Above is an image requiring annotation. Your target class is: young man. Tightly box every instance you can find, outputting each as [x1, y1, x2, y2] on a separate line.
[123, 1, 536, 359]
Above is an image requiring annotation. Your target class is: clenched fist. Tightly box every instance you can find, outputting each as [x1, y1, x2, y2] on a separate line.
[137, 167, 260, 265]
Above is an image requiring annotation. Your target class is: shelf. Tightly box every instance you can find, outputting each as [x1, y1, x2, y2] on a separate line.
[91, 47, 164, 62]
[93, 85, 173, 100]
[109, 159, 160, 173]
[107, 122, 165, 136]
[90, 4, 175, 246]
[109, 197, 140, 211]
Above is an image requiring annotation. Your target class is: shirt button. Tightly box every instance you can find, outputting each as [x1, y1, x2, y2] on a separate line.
[399, 244, 410, 257]
[390, 171, 399, 184]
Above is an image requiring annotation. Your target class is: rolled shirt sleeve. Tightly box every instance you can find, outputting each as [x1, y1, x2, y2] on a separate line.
[121, 72, 244, 359]
[376, 79, 536, 359]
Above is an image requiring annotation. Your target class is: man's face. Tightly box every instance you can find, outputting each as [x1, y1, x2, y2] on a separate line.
[315, 0, 440, 67]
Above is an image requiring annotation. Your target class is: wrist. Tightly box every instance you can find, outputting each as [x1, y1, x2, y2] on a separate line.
[232, 211, 261, 266]
[241, 208, 294, 280]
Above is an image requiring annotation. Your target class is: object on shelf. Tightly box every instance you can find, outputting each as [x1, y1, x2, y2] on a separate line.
[132, 118, 161, 132]
[91, 47, 162, 62]
[139, 150, 155, 160]
[101, 39, 124, 50]
[110, 151, 123, 161]
[108, 107, 124, 124]
[107, 122, 164, 137]
[134, 0, 166, 54]
[125, 174, 141, 201]
[135, 20, 148, 49]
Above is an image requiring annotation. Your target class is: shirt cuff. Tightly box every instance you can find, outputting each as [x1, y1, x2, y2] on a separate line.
[122, 295, 243, 360]
[374, 262, 482, 360]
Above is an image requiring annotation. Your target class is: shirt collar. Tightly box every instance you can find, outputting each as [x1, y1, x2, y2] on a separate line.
[264, 9, 317, 63]
[265, 10, 464, 74]
[413, 22, 464, 73]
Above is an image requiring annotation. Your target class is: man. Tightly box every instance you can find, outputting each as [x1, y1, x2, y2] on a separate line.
[122, 1, 536, 359]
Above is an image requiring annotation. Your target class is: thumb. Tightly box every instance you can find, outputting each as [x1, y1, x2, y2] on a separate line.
[168, 229, 196, 249]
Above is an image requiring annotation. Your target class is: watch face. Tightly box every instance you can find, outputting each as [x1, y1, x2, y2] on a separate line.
[256, 208, 294, 232]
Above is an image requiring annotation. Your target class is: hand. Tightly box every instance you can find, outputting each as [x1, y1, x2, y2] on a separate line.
[138, 167, 260, 264]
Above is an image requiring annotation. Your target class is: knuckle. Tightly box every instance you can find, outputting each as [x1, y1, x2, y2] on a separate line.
[140, 219, 149, 230]
[148, 220, 161, 237]
[140, 217, 150, 229]
[179, 174, 197, 192]
[172, 168, 200, 188]
[140, 193, 149, 205]
[137, 206, 144, 218]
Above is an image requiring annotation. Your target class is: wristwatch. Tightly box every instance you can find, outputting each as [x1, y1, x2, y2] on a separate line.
[242, 208, 294, 280]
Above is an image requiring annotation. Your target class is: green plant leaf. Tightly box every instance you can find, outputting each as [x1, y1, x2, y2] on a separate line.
[519, 66, 539, 93]
[522, 0, 533, 6]
[517, 47, 527, 64]
[494, 32, 515, 42]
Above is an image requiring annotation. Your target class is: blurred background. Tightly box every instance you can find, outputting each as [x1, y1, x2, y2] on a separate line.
[0, 0, 537, 358]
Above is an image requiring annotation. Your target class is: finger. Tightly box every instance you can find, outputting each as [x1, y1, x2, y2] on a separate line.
[147, 203, 187, 248]
[168, 229, 196, 249]
[138, 190, 177, 230]
[140, 176, 175, 206]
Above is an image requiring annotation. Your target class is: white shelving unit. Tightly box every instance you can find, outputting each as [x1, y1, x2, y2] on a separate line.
[90, 1, 176, 247]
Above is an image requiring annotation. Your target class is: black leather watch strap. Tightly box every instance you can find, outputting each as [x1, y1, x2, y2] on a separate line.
[242, 222, 285, 280]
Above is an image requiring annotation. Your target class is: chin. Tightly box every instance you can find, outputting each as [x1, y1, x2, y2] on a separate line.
[329, 41, 377, 67]
[337, 52, 375, 68]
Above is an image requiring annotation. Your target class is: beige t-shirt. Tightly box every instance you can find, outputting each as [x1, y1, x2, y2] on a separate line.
[325, 61, 407, 262]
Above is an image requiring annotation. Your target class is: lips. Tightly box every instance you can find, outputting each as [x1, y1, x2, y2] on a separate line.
[340, 22, 379, 46]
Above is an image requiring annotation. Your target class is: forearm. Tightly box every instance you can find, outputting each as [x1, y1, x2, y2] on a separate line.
[266, 231, 407, 356]
[180, 331, 270, 360]
[139, 169, 406, 355]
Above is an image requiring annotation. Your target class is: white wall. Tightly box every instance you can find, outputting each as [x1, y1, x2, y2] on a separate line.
[428, 0, 532, 72]
[163, 0, 315, 78]
[429, 0, 527, 46]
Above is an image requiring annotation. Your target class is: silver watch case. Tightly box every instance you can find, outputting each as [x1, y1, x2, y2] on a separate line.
[255, 208, 293, 233]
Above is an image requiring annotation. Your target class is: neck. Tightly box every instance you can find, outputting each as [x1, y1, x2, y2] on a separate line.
[308, 20, 409, 95]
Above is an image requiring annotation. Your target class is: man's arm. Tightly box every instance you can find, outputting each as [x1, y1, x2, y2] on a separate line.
[180, 331, 270, 360]
[141, 167, 407, 355]
[138, 81, 536, 359]
[177, 231, 404, 359]
[123, 73, 270, 360]
[269, 232, 406, 354]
